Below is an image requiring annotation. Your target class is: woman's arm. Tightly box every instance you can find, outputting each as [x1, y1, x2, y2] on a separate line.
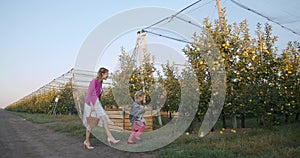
[94, 80, 102, 100]
[86, 79, 101, 105]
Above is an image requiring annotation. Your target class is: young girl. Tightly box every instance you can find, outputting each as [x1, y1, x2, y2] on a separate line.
[127, 91, 147, 144]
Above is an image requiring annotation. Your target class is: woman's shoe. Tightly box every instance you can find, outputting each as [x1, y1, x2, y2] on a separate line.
[83, 141, 94, 150]
[107, 137, 120, 146]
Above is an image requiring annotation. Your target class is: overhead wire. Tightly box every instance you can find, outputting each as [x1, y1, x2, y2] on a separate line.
[144, 17, 172, 30]
[230, 0, 300, 36]
[143, 30, 192, 44]
[175, 16, 202, 29]
[142, 0, 209, 44]
[144, 0, 203, 30]
[185, 0, 214, 14]
[170, 0, 204, 20]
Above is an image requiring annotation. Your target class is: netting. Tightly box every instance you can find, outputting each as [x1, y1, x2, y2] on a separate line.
[22, 69, 74, 100]
[230, 0, 300, 36]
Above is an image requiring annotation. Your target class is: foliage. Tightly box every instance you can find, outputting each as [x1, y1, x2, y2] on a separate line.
[101, 88, 117, 108]
[112, 47, 156, 106]
[6, 81, 76, 115]
[183, 12, 300, 128]
[158, 63, 181, 117]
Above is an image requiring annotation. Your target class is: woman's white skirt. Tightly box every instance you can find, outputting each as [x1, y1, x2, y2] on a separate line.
[82, 99, 110, 131]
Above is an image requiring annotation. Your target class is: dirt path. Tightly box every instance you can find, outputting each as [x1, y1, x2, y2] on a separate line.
[0, 110, 155, 158]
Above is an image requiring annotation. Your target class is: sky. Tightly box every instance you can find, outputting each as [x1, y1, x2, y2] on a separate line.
[1, 0, 299, 108]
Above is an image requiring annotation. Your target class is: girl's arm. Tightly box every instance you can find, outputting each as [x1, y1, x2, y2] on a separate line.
[131, 102, 146, 116]
[136, 105, 146, 116]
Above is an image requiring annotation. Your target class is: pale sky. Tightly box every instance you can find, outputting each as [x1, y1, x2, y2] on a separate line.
[1, 0, 299, 108]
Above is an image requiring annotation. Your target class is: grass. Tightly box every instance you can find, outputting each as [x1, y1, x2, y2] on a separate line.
[7, 110, 300, 158]
[9, 111, 78, 123]
[155, 123, 300, 158]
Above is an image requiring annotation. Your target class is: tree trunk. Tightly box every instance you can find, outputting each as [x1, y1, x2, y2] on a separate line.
[232, 115, 237, 129]
[259, 118, 264, 126]
[221, 110, 226, 129]
[272, 115, 276, 125]
[188, 117, 196, 134]
[296, 112, 299, 122]
[209, 110, 214, 132]
[257, 117, 264, 126]
[169, 111, 172, 120]
[241, 113, 245, 128]
[285, 114, 289, 123]
[157, 111, 163, 126]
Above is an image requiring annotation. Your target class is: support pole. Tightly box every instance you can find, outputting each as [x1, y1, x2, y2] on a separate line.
[137, 31, 143, 67]
[142, 30, 149, 64]
[216, 0, 223, 22]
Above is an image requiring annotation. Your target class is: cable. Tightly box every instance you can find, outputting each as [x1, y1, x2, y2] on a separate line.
[144, 17, 172, 30]
[186, 0, 214, 14]
[131, 39, 139, 59]
[172, 0, 204, 19]
[144, 0, 203, 30]
[141, 0, 210, 44]
[143, 30, 192, 44]
[231, 0, 300, 36]
[175, 16, 202, 28]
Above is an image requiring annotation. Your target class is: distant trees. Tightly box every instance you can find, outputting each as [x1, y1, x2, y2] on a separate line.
[6, 82, 75, 115]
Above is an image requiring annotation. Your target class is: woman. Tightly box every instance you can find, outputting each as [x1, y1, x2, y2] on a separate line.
[83, 67, 119, 149]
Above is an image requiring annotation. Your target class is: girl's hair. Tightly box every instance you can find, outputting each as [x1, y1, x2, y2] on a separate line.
[97, 67, 109, 80]
[134, 91, 145, 102]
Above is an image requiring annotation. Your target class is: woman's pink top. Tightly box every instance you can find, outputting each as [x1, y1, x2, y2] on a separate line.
[85, 79, 102, 106]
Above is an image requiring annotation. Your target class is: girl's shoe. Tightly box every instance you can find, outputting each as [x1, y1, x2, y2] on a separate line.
[127, 141, 136, 144]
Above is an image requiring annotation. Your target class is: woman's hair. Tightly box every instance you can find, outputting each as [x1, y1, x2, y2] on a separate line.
[134, 91, 145, 102]
[97, 67, 109, 80]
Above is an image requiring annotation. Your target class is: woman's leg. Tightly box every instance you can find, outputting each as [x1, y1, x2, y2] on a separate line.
[85, 130, 90, 141]
[101, 115, 114, 140]
[83, 104, 92, 146]
[84, 129, 92, 147]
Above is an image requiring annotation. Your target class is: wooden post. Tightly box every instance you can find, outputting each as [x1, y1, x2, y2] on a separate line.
[137, 31, 144, 90]
[142, 30, 149, 63]
[137, 31, 143, 67]
[216, 0, 223, 22]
